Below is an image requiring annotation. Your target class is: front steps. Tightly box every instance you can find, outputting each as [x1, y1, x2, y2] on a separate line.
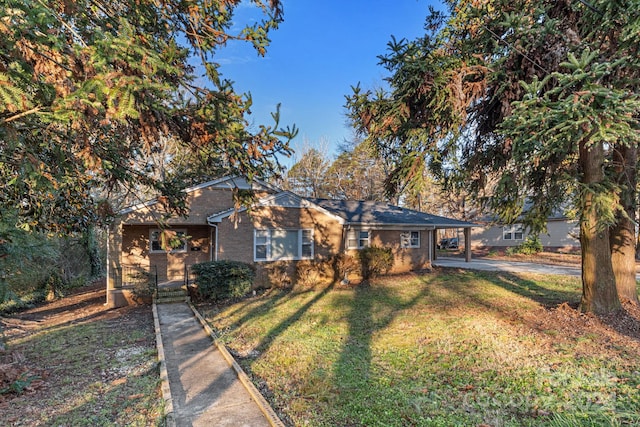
[155, 286, 190, 304]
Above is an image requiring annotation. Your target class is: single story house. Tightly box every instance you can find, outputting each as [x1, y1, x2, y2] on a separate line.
[106, 176, 475, 306]
[471, 214, 580, 252]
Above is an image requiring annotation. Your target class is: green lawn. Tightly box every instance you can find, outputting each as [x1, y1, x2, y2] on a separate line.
[201, 270, 640, 427]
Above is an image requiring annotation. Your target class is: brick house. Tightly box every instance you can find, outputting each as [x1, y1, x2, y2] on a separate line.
[106, 176, 475, 305]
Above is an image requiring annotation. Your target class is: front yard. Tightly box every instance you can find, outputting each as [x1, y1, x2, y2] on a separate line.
[0, 286, 163, 426]
[201, 269, 640, 426]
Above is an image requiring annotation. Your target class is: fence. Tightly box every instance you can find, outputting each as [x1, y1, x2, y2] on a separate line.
[111, 265, 158, 290]
[184, 264, 197, 286]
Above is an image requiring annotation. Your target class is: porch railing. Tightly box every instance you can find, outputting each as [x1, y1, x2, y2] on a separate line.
[184, 264, 196, 286]
[111, 265, 158, 291]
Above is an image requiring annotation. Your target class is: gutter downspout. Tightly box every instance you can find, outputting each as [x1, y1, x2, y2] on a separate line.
[210, 224, 218, 261]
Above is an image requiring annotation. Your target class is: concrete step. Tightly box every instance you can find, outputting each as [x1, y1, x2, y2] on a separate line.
[155, 287, 189, 304]
[157, 290, 187, 298]
[155, 296, 191, 304]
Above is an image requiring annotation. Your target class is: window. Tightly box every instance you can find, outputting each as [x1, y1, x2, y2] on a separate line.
[347, 229, 370, 249]
[254, 229, 314, 261]
[150, 229, 188, 253]
[302, 229, 313, 258]
[400, 231, 420, 248]
[503, 224, 524, 240]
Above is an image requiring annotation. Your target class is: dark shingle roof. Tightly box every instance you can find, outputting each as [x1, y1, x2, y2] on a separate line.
[307, 198, 475, 228]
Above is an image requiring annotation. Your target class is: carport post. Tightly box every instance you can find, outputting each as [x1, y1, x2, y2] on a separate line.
[464, 228, 472, 262]
[432, 229, 438, 260]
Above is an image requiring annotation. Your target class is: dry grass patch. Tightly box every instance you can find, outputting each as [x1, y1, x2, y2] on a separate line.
[201, 270, 640, 427]
[0, 286, 163, 426]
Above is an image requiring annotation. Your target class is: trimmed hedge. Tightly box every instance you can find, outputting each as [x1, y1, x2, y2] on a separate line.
[191, 261, 254, 301]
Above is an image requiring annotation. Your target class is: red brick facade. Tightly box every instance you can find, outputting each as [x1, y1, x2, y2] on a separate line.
[108, 178, 434, 292]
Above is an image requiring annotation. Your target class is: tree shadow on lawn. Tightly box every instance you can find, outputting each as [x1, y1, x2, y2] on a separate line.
[438, 268, 640, 342]
[201, 287, 293, 335]
[421, 268, 582, 333]
[438, 267, 580, 308]
[251, 284, 335, 355]
[329, 281, 428, 424]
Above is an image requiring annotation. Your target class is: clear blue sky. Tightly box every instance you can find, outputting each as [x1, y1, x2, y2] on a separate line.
[218, 1, 441, 167]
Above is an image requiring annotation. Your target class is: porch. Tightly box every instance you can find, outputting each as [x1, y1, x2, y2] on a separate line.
[106, 264, 194, 308]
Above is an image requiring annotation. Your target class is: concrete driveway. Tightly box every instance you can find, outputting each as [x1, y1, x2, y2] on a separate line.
[433, 257, 582, 277]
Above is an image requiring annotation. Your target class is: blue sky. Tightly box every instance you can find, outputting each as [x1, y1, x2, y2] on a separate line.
[218, 1, 441, 167]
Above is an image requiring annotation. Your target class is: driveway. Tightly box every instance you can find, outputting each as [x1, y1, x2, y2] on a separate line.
[433, 257, 582, 277]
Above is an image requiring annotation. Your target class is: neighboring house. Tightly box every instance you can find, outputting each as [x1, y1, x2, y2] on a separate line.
[471, 215, 580, 252]
[107, 176, 475, 306]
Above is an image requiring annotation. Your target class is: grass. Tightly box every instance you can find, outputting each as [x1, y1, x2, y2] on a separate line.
[2, 290, 164, 426]
[201, 270, 640, 426]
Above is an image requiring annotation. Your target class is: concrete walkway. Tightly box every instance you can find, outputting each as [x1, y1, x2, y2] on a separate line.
[154, 303, 281, 427]
[433, 257, 582, 276]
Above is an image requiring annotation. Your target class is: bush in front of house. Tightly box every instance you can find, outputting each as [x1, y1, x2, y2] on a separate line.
[262, 261, 292, 289]
[506, 235, 543, 256]
[191, 261, 254, 300]
[358, 246, 394, 281]
[295, 258, 333, 288]
[333, 253, 361, 284]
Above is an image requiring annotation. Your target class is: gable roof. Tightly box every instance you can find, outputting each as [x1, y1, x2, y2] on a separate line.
[306, 199, 476, 229]
[207, 190, 476, 228]
[119, 175, 277, 215]
[207, 191, 345, 224]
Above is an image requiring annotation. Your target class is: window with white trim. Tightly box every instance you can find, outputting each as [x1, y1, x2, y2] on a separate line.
[503, 224, 524, 240]
[254, 229, 314, 261]
[347, 229, 370, 249]
[150, 229, 188, 253]
[400, 231, 420, 248]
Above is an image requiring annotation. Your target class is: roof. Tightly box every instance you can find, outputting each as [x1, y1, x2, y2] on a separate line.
[306, 199, 476, 229]
[207, 191, 345, 224]
[119, 175, 277, 215]
[478, 200, 572, 224]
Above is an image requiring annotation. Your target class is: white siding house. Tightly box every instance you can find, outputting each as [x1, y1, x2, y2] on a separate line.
[471, 218, 579, 251]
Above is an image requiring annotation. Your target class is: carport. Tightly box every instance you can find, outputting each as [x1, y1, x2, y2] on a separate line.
[429, 219, 477, 263]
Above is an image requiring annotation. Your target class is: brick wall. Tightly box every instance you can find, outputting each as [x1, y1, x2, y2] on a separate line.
[216, 205, 344, 263]
[121, 224, 211, 282]
[344, 229, 432, 274]
[376, 229, 432, 273]
[118, 185, 273, 225]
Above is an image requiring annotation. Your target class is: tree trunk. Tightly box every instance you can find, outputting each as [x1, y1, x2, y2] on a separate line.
[609, 143, 639, 304]
[579, 141, 621, 314]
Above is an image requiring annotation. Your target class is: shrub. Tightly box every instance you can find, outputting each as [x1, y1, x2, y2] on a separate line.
[358, 246, 394, 281]
[261, 261, 292, 289]
[191, 261, 254, 301]
[508, 235, 543, 255]
[126, 269, 156, 303]
[295, 258, 332, 288]
[333, 253, 360, 284]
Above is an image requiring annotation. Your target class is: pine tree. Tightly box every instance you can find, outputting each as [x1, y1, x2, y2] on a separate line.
[346, 0, 640, 313]
[0, 0, 297, 232]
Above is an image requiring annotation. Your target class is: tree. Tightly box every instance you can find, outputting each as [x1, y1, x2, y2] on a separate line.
[325, 140, 388, 201]
[0, 0, 297, 233]
[346, 0, 640, 313]
[284, 140, 331, 198]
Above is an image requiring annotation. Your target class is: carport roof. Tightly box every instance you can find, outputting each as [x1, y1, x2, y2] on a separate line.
[306, 198, 476, 229]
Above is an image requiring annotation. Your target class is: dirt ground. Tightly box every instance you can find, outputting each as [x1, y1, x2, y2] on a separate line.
[0, 284, 161, 425]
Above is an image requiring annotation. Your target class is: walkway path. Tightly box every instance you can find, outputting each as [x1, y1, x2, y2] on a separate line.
[154, 303, 280, 427]
[433, 256, 640, 279]
[433, 257, 582, 276]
